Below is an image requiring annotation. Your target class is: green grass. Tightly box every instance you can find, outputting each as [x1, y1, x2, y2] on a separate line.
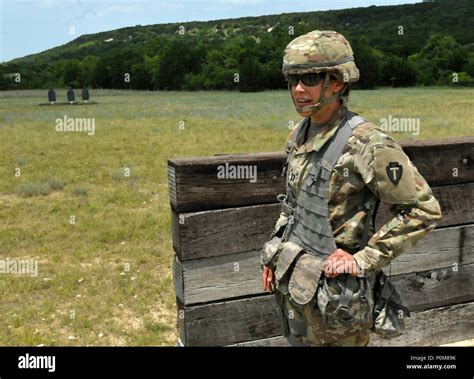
[17, 181, 52, 197]
[16, 177, 65, 197]
[0, 88, 473, 346]
[72, 187, 88, 197]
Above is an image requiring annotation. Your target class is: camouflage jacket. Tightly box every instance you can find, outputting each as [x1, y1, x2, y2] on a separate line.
[271, 110, 442, 275]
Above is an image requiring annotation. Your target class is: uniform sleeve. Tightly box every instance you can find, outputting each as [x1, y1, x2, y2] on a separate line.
[352, 131, 442, 275]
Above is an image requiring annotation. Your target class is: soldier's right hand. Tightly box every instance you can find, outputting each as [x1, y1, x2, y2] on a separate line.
[262, 265, 275, 293]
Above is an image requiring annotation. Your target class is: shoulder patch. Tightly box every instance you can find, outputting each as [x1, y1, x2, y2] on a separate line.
[374, 145, 417, 204]
[386, 162, 403, 184]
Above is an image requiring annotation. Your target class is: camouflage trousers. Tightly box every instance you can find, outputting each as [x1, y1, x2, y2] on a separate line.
[274, 282, 370, 347]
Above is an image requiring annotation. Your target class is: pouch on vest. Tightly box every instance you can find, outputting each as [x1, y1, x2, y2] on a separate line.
[371, 270, 410, 338]
[274, 288, 291, 337]
[274, 241, 304, 284]
[317, 274, 374, 332]
[288, 253, 325, 305]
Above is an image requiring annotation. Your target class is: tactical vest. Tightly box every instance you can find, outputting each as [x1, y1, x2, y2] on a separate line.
[281, 111, 368, 259]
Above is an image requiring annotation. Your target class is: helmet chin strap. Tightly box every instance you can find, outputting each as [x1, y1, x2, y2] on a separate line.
[291, 74, 341, 117]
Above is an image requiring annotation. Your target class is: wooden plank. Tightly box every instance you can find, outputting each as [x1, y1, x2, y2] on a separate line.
[179, 295, 282, 346]
[168, 152, 286, 213]
[390, 262, 474, 312]
[172, 256, 185, 302]
[174, 224, 474, 305]
[173, 185, 474, 261]
[229, 336, 290, 347]
[431, 183, 474, 227]
[173, 203, 281, 261]
[370, 301, 474, 346]
[176, 297, 186, 345]
[168, 138, 474, 212]
[174, 251, 262, 305]
[229, 302, 474, 347]
[376, 183, 474, 229]
[401, 137, 474, 187]
[178, 263, 474, 345]
[167, 165, 177, 209]
[440, 338, 474, 347]
[385, 224, 474, 276]
[171, 210, 181, 256]
[174, 258, 474, 312]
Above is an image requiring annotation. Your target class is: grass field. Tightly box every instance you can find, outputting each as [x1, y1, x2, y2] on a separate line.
[0, 88, 473, 346]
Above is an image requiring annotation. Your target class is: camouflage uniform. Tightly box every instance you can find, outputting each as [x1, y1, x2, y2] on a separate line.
[262, 31, 442, 346]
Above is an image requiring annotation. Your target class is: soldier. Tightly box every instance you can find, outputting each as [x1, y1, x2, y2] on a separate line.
[260, 30, 442, 346]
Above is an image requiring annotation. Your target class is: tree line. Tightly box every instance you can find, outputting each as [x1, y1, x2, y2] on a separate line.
[1, 0, 473, 91]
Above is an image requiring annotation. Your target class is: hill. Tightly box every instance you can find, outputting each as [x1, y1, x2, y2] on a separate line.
[1, 0, 473, 90]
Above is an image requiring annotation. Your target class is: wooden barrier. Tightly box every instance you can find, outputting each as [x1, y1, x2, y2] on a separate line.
[168, 137, 474, 346]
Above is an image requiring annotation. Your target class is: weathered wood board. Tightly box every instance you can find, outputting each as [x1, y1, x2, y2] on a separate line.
[178, 262, 474, 346]
[370, 301, 474, 346]
[230, 302, 474, 347]
[168, 138, 474, 213]
[177, 295, 281, 346]
[168, 152, 285, 213]
[172, 183, 474, 261]
[172, 203, 281, 261]
[174, 224, 474, 305]
[230, 301, 474, 346]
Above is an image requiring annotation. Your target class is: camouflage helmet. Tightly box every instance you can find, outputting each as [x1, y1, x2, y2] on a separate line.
[282, 30, 359, 83]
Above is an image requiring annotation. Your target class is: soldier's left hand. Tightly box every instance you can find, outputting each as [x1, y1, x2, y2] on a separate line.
[324, 248, 361, 278]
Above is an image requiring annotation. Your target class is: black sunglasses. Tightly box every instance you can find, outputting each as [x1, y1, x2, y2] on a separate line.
[287, 72, 327, 87]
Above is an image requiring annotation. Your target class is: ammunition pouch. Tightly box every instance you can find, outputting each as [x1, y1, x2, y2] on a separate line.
[317, 274, 374, 332]
[371, 270, 410, 338]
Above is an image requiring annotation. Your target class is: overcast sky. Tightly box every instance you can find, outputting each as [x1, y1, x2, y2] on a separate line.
[1, 0, 420, 62]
